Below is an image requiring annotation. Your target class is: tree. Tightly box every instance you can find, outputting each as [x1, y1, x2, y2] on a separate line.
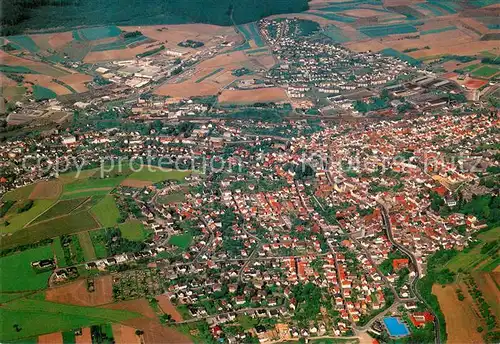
[135, 330, 144, 336]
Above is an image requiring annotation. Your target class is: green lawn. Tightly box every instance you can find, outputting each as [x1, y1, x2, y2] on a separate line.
[0, 200, 56, 233]
[126, 167, 191, 183]
[91, 196, 120, 227]
[0, 298, 139, 342]
[0, 211, 100, 249]
[119, 219, 149, 241]
[443, 227, 500, 272]
[168, 233, 193, 250]
[471, 65, 499, 78]
[0, 246, 53, 292]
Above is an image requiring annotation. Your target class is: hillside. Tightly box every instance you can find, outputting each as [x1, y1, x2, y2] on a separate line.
[1, 0, 309, 35]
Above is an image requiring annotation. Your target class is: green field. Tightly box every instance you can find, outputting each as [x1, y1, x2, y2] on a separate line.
[443, 227, 500, 272]
[77, 231, 97, 261]
[7, 36, 40, 53]
[0, 200, 56, 233]
[381, 48, 421, 66]
[91, 196, 120, 227]
[0, 246, 53, 292]
[126, 168, 191, 183]
[1, 185, 35, 202]
[60, 189, 112, 200]
[119, 219, 149, 241]
[32, 85, 57, 101]
[420, 26, 456, 35]
[360, 23, 417, 37]
[76, 26, 122, 41]
[471, 65, 499, 78]
[158, 192, 186, 204]
[0, 211, 100, 249]
[0, 65, 39, 74]
[0, 298, 139, 342]
[168, 233, 193, 250]
[53, 236, 68, 267]
[32, 198, 87, 223]
[63, 176, 125, 194]
[89, 229, 108, 259]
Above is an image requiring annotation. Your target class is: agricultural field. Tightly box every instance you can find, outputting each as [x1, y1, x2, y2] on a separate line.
[45, 275, 113, 306]
[236, 22, 266, 48]
[0, 211, 100, 249]
[432, 283, 485, 344]
[32, 198, 88, 223]
[53, 237, 68, 267]
[0, 297, 139, 342]
[218, 87, 288, 105]
[91, 196, 121, 228]
[158, 192, 186, 204]
[471, 65, 500, 78]
[119, 219, 150, 241]
[0, 199, 56, 233]
[0, 245, 54, 292]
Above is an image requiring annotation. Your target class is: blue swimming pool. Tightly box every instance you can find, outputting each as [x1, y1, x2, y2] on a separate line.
[384, 317, 410, 337]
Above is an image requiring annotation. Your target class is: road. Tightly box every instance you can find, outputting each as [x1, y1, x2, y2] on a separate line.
[379, 204, 441, 344]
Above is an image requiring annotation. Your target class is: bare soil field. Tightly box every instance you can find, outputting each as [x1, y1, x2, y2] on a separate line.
[473, 272, 500, 319]
[155, 80, 220, 97]
[0, 73, 18, 87]
[218, 87, 288, 104]
[121, 179, 153, 188]
[38, 332, 63, 344]
[442, 59, 480, 72]
[83, 44, 160, 63]
[112, 324, 140, 344]
[433, 283, 485, 344]
[102, 298, 192, 344]
[23, 74, 72, 96]
[58, 74, 93, 93]
[344, 39, 387, 52]
[46, 275, 113, 306]
[156, 295, 184, 322]
[75, 327, 92, 344]
[251, 54, 276, 69]
[29, 180, 63, 200]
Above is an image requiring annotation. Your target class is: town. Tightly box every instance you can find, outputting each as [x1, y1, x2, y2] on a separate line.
[0, 10, 499, 344]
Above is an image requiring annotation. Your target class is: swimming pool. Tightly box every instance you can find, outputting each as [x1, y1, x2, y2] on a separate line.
[383, 317, 410, 337]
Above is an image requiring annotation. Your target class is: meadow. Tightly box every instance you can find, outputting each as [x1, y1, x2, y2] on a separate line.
[0, 245, 54, 292]
[89, 229, 109, 259]
[126, 168, 192, 183]
[119, 219, 150, 241]
[91, 196, 121, 227]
